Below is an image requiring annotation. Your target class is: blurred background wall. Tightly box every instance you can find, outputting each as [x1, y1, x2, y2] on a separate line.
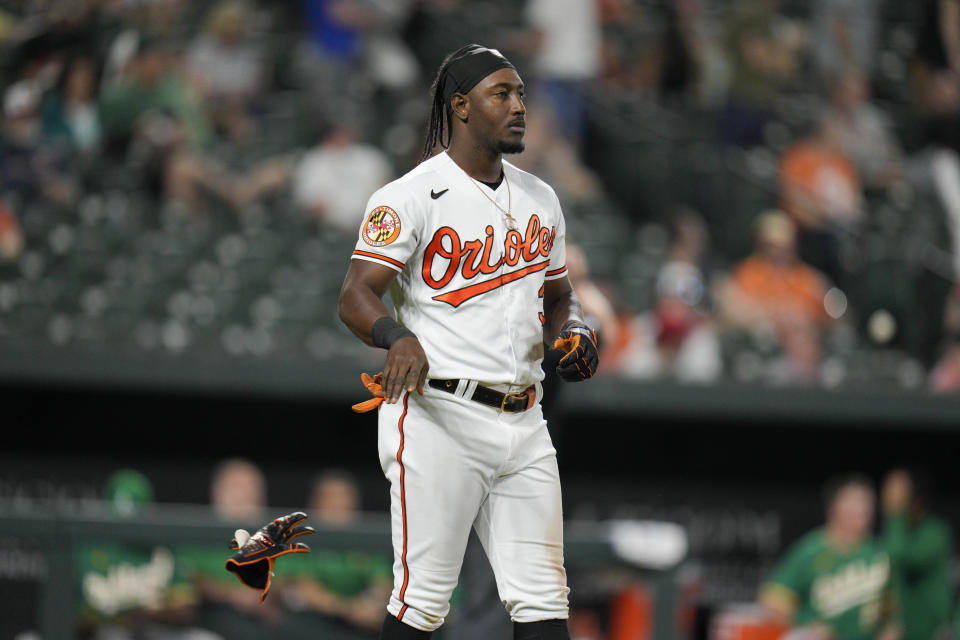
[2, 0, 960, 638]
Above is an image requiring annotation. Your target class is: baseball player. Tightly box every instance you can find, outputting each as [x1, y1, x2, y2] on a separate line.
[338, 44, 599, 639]
[759, 475, 900, 640]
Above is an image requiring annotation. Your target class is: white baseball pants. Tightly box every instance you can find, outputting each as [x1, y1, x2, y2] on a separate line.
[377, 383, 570, 632]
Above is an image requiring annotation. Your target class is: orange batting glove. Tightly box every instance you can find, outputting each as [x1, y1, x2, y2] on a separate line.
[351, 372, 386, 413]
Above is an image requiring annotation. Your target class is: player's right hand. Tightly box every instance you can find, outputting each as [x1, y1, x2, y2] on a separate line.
[383, 336, 429, 403]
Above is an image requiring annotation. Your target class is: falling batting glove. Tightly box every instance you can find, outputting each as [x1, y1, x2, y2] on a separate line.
[351, 372, 385, 413]
[225, 511, 314, 601]
[552, 320, 599, 382]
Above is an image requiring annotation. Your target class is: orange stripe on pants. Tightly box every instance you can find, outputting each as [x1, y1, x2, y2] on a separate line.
[396, 392, 411, 621]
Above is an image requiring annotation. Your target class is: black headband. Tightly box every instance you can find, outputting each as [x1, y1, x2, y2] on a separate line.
[441, 45, 516, 106]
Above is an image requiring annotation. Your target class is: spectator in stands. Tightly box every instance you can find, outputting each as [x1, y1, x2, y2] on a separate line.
[104, 86, 241, 216]
[717, 211, 831, 383]
[99, 34, 251, 216]
[822, 68, 903, 193]
[0, 201, 23, 263]
[103, 468, 154, 517]
[40, 55, 103, 158]
[308, 469, 365, 527]
[209, 457, 266, 522]
[524, 0, 602, 147]
[302, 0, 364, 62]
[779, 113, 863, 286]
[810, 0, 880, 81]
[281, 469, 392, 639]
[930, 287, 960, 391]
[100, 36, 213, 154]
[301, 0, 418, 95]
[197, 117, 395, 222]
[184, 458, 280, 637]
[290, 121, 393, 234]
[930, 341, 960, 392]
[607, 208, 722, 382]
[0, 79, 79, 207]
[159, 124, 244, 216]
[186, 1, 267, 143]
[881, 468, 954, 640]
[720, 0, 806, 147]
[76, 469, 215, 640]
[759, 475, 899, 640]
[910, 0, 960, 286]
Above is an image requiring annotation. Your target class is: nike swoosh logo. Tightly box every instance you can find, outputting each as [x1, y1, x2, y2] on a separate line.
[430, 188, 448, 200]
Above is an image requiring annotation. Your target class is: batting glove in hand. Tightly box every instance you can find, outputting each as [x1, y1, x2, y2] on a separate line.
[351, 372, 385, 413]
[225, 511, 313, 601]
[552, 320, 599, 382]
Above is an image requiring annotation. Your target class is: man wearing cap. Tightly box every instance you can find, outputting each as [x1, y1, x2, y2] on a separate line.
[338, 44, 600, 639]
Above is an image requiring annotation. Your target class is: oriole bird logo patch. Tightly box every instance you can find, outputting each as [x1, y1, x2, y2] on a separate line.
[363, 206, 402, 247]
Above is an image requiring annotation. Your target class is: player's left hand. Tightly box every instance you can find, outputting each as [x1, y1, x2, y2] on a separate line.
[225, 512, 314, 602]
[552, 320, 599, 382]
[383, 335, 429, 403]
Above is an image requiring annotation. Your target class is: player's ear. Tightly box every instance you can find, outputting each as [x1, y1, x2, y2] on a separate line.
[451, 93, 469, 122]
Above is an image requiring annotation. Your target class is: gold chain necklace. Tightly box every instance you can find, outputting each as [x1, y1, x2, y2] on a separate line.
[468, 170, 518, 231]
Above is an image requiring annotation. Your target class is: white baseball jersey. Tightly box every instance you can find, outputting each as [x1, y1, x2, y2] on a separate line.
[351, 151, 571, 632]
[351, 150, 568, 388]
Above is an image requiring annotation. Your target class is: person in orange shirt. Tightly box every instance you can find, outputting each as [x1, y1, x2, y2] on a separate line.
[779, 115, 863, 286]
[718, 210, 832, 382]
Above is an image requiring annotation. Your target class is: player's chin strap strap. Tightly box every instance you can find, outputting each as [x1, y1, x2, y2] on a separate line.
[513, 620, 571, 640]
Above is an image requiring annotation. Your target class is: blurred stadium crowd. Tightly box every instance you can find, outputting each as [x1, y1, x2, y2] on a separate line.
[2, 0, 960, 391]
[3, 0, 960, 637]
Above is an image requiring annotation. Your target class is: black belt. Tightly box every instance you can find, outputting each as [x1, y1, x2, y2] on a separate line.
[428, 379, 536, 413]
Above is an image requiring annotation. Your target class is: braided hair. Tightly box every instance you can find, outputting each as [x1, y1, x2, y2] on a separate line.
[420, 45, 479, 163]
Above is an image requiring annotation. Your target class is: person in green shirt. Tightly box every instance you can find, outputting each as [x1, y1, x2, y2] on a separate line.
[760, 474, 900, 640]
[279, 470, 393, 639]
[881, 468, 954, 640]
[76, 542, 203, 637]
[99, 37, 213, 152]
[181, 458, 281, 639]
[77, 469, 213, 639]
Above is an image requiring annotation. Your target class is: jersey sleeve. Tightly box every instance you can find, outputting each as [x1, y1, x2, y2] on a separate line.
[882, 514, 952, 572]
[544, 191, 567, 281]
[760, 536, 813, 619]
[352, 182, 423, 273]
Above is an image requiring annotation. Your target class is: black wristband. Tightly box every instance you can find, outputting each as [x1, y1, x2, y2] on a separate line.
[371, 316, 415, 349]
